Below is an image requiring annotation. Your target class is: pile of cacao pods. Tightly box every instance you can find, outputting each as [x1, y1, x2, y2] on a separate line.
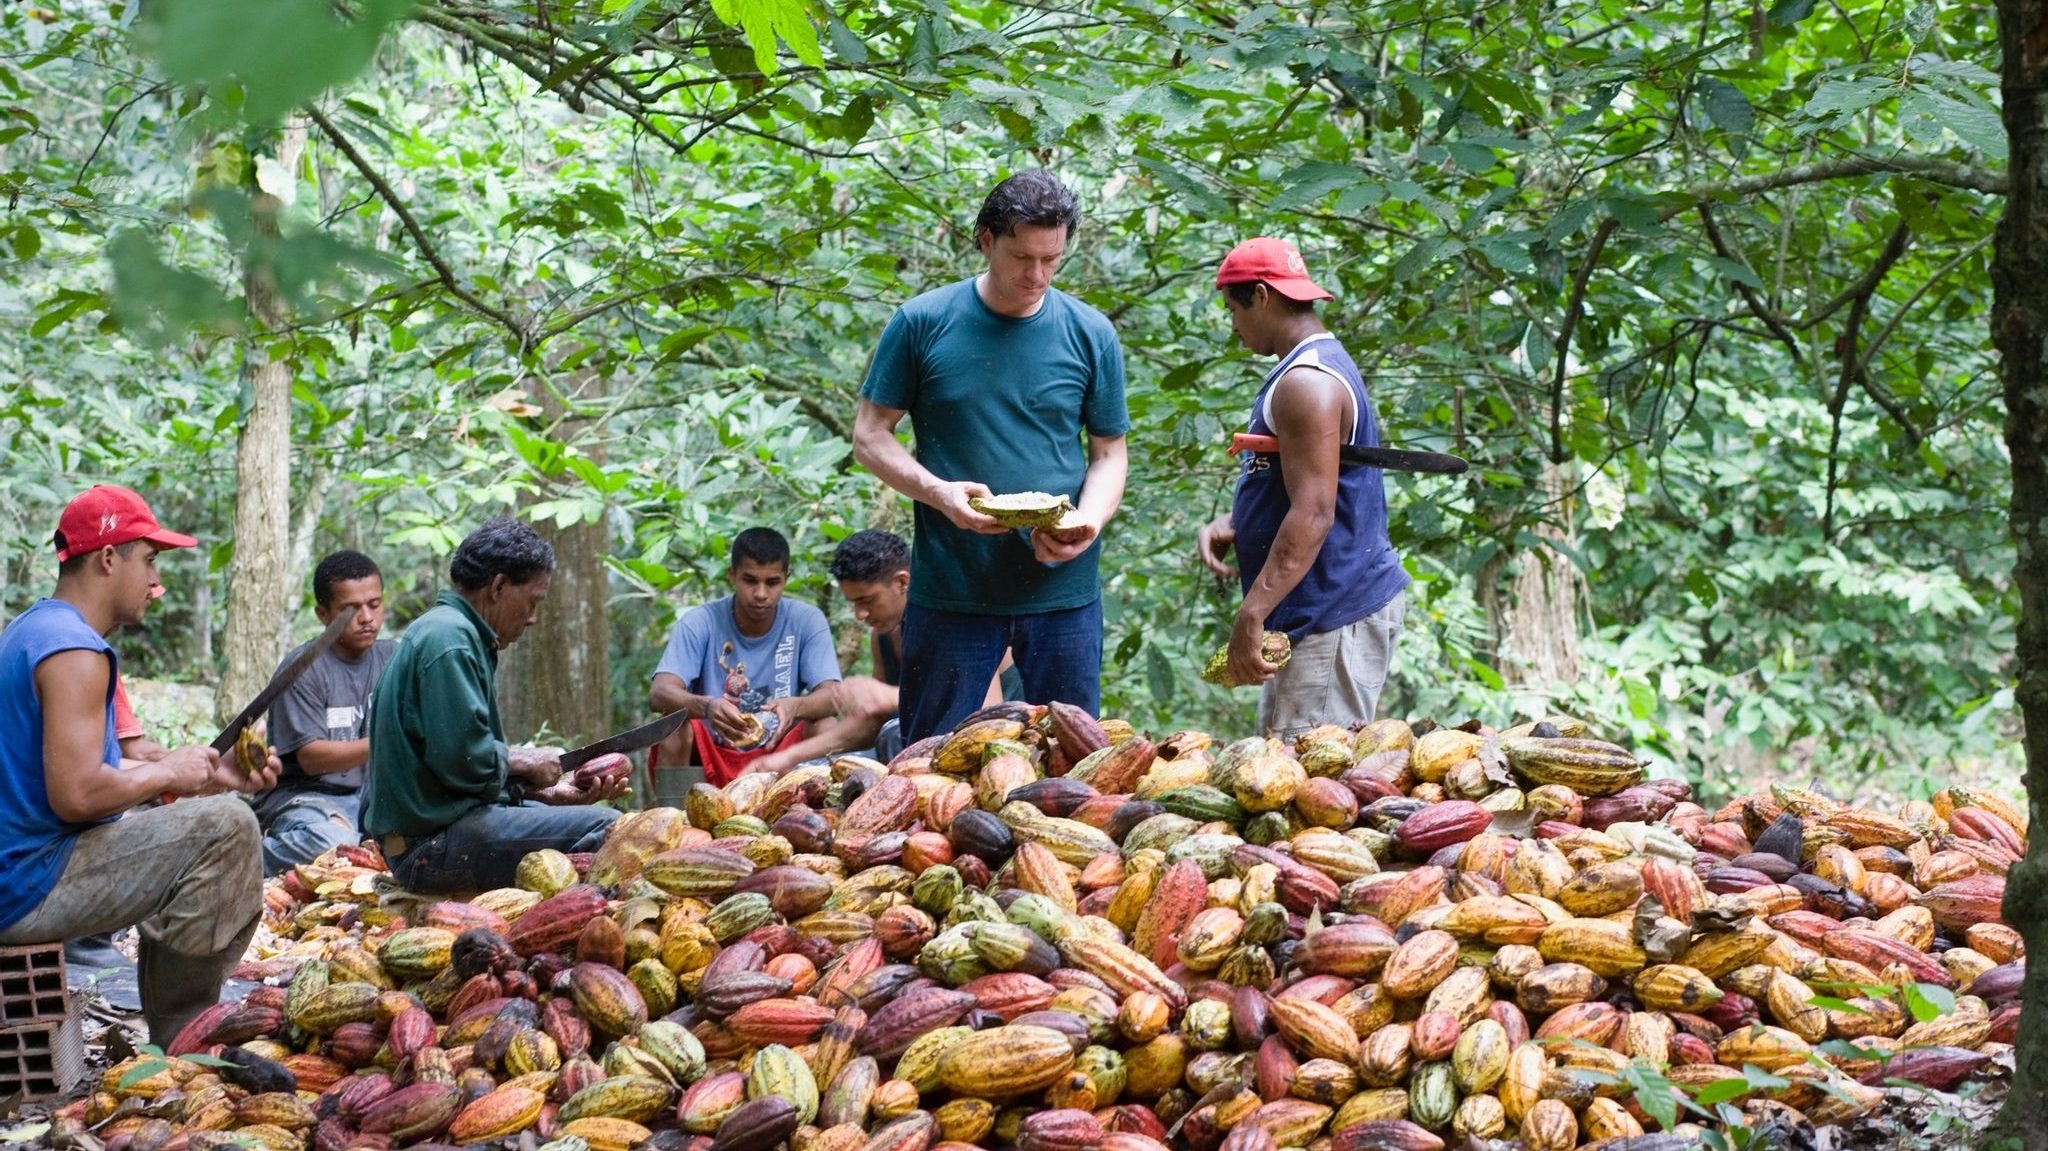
[57, 704, 2023, 1151]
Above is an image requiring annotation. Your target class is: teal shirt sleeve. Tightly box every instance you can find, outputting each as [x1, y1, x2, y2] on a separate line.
[860, 308, 922, 410]
[416, 647, 509, 799]
[1083, 315, 1131, 437]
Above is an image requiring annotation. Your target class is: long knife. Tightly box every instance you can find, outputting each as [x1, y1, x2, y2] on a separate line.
[208, 605, 359, 754]
[1231, 432, 1469, 475]
[559, 709, 693, 772]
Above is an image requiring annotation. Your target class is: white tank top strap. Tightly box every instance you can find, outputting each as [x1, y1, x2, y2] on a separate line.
[1258, 358, 1362, 445]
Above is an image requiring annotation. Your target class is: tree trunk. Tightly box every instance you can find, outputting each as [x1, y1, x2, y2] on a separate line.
[1476, 460, 1585, 699]
[499, 369, 612, 748]
[215, 122, 307, 724]
[1989, 3, 2048, 1147]
[288, 445, 337, 604]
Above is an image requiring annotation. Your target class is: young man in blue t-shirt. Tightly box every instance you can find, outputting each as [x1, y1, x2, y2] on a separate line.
[647, 528, 842, 784]
[1198, 239, 1409, 736]
[0, 485, 281, 1045]
[852, 171, 1131, 741]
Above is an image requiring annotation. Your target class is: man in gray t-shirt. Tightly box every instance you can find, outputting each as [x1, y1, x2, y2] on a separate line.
[256, 550, 392, 875]
[647, 528, 841, 786]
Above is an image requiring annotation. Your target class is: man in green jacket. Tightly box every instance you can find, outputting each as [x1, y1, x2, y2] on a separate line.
[362, 518, 625, 892]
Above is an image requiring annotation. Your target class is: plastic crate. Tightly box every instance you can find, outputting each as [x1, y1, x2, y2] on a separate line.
[0, 1016, 86, 1101]
[0, 942, 67, 1026]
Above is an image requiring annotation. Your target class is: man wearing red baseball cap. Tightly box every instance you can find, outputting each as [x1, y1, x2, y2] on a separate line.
[1198, 239, 1408, 735]
[0, 485, 281, 1045]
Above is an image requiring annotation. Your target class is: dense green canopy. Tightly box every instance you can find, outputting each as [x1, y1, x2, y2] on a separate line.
[0, 0, 2016, 800]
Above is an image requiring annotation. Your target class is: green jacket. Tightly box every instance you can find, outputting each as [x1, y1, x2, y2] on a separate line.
[362, 590, 514, 839]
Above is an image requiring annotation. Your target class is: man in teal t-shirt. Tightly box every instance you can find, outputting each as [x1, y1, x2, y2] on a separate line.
[853, 170, 1130, 741]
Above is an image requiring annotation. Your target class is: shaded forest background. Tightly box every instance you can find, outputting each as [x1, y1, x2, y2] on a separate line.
[0, 0, 2020, 807]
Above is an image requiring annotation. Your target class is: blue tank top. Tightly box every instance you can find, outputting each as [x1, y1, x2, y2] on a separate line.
[0, 599, 121, 931]
[1232, 333, 1409, 639]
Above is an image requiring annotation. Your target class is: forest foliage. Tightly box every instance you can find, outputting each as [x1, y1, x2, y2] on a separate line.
[0, 0, 2019, 803]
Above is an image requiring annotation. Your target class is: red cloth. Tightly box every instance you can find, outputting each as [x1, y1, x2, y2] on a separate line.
[111, 674, 145, 741]
[686, 718, 805, 787]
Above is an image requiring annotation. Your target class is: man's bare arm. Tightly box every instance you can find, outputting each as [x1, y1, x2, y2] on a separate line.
[293, 738, 370, 775]
[1034, 434, 1128, 563]
[852, 400, 1006, 535]
[40, 651, 270, 820]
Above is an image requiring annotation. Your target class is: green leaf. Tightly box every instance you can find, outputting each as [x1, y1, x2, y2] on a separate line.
[1903, 3, 1935, 45]
[711, 0, 824, 74]
[1697, 77, 1754, 140]
[106, 229, 243, 345]
[1393, 236, 1459, 280]
[1464, 657, 1505, 690]
[1917, 91, 2007, 160]
[1767, 0, 1819, 25]
[1446, 141, 1497, 172]
[1706, 257, 1764, 289]
[1623, 1059, 1683, 1132]
[1804, 77, 1892, 119]
[30, 289, 101, 338]
[117, 1058, 171, 1091]
[1686, 569, 1720, 607]
[1269, 162, 1366, 211]
[1473, 236, 1534, 275]
[826, 17, 869, 65]
[1145, 642, 1175, 705]
[1740, 1062, 1790, 1091]
[1623, 676, 1657, 719]
[11, 225, 40, 260]
[144, 0, 413, 125]
[1905, 981, 1955, 1022]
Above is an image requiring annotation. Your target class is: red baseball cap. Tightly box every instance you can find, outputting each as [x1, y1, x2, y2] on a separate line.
[54, 485, 197, 562]
[1215, 237, 1334, 302]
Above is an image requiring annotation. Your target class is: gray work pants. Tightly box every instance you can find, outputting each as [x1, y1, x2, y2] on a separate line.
[0, 796, 263, 1046]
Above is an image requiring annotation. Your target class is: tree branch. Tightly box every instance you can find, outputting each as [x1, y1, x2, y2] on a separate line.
[305, 107, 535, 350]
[1698, 203, 1804, 360]
[1823, 221, 1913, 537]
[1660, 154, 2006, 218]
[1859, 234, 1994, 380]
[1551, 217, 1619, 464]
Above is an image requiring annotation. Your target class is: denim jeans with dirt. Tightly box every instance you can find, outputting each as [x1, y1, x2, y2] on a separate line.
[256, 787, 362, 876]
[388, 801, 621, 893]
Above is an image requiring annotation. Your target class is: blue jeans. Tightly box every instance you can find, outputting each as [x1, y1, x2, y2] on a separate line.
[899, 599, 1103, 742]
[255, 788, 361, 877]
[389, 802, 620, 894]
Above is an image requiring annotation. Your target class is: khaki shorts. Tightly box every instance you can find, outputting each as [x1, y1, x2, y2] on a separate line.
[1258, 591, 1406, 739]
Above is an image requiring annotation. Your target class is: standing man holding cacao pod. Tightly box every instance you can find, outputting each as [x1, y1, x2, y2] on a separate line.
[853, 170, 1130, 741]
[362, 517, 626, 893]
[0, 484, 282, 1046]
[1198, 238, 1408, 736]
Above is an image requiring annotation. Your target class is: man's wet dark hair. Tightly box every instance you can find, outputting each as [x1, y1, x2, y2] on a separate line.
[829, 530, 909, 584]
[313, 550, 382, 608]
[449, 517, 555, 590]
[1225, 281, 1318, 314]
[975, 170, 1080, 241]
[732, 527, 791, 571]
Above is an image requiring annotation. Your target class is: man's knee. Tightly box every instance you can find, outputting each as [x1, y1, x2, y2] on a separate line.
[657, 723, 695, 767]
[181, 794, 262, 849]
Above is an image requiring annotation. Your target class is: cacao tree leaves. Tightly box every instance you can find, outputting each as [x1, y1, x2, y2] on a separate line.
[143, 0, 411, 125]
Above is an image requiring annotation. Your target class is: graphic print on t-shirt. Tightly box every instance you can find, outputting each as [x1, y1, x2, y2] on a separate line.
[714, 635, 800, 746]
